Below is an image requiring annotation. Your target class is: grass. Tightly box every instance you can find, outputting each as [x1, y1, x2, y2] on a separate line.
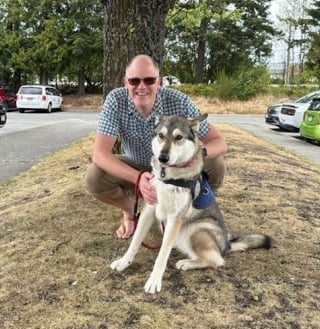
[1, 120, 320, 328]
[63, 93, 293, 114]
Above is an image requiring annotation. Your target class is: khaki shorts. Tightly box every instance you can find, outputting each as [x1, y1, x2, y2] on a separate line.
[85, 155, 225, 201]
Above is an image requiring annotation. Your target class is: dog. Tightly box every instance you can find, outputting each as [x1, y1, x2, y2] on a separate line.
[110, 113, 271, 294]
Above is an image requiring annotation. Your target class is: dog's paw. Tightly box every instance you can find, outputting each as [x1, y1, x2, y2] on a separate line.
[144, 273, 162, 294]
[110, 257, 131, 272]
[176, 259, 195, 271]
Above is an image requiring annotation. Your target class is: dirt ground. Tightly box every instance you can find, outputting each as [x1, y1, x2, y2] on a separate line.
[0, 122, 319, 329]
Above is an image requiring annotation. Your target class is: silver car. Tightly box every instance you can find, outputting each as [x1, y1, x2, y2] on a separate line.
[278, 91, 320, 131]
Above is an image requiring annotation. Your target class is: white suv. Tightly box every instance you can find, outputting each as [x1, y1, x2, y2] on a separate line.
[16, 85, 64, 113]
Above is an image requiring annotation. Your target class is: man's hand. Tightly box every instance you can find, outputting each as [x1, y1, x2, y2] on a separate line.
[139, 172, 157, 204]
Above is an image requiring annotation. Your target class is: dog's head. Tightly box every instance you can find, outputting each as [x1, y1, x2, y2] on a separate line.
[152, 113, 208, 166]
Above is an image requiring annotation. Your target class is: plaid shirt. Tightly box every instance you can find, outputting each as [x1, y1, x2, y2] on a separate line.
[97, 87, 209, 167]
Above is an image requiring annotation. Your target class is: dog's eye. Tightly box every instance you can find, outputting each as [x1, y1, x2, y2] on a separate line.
[175, 135, 183, 141]
[158, 133, 164, 139]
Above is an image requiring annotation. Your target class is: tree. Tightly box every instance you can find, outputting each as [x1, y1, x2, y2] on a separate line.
[165, 0, 277, 84]
[305, 0, 320, 84]
[101, 0, 176, 96]
[275, 0, 311, 85]
[1, 0, 103, 93]
[65, 0, 103, 95]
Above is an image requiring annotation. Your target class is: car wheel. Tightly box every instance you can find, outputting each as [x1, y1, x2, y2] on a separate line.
[46, 103, 52, 113]
[59, 103, 64, 111]
[18, 108, 25, 113]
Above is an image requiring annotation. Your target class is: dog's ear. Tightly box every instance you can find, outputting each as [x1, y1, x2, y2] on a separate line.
[189, 113, 208, 131]
[154, 113, 163, 126]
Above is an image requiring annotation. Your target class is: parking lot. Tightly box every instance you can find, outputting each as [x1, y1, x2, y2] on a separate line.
[1, 111, 319, 182]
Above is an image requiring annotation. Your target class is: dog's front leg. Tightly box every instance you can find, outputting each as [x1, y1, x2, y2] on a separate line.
[110, 205, 155, 272]
[144, 217, 182, 294]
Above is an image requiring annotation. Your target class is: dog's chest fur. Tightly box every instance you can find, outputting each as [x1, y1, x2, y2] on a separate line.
[153, 177, 193, 223]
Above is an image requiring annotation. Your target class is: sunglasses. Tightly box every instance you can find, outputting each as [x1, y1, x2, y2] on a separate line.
[126, 76, 159, 86]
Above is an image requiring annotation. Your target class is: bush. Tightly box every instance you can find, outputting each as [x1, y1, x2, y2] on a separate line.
[174, 67, 319, 101]
[212, 66, 270, 101]
[174, 83, 215, 97]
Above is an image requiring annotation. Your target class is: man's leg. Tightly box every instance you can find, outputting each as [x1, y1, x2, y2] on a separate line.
[85, 157, 150, 239]
[203, 156, 226, 192]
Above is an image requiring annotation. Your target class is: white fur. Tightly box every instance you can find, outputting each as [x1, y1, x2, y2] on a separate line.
[110, 178, 194, 293]
[110, 114, 215, 293]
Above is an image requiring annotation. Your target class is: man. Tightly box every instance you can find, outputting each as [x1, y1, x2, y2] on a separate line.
[85, 54, 227, 239]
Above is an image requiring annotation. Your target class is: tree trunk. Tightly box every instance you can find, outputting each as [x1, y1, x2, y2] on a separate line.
[77, 68, 86, 96]
[195, 16, 208, 84]
[102, 0, 176, 96]
[39, 70, 49, 85]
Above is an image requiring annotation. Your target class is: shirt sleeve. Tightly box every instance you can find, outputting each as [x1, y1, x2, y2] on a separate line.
[97, 90, 120, 138]
[182, 93, 209, 139]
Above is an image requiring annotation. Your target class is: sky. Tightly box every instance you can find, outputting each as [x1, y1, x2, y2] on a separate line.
[267, 0, 308, 71]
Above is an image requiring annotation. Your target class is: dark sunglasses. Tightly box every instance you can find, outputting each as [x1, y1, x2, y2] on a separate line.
[127, 76, 159, 86]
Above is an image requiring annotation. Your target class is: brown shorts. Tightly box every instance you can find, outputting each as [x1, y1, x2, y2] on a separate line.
[85, 155, 225, 201]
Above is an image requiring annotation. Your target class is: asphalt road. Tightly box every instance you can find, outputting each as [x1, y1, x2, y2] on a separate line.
[0, 111, 319, 182]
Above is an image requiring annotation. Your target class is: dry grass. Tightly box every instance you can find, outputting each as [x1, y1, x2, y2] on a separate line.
[63, 94, 293, 114]
[1, 123, 319, 329]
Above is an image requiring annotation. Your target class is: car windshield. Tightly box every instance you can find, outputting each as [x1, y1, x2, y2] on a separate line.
[296, 92, 320, 103]
[309, 99, 320, 111]
[19, 87, 42, 95]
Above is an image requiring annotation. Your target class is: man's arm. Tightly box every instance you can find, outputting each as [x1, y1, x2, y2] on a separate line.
[201, 124, 227, 158]
[92, 133, 141, 184]
[92, 133, 157, 203]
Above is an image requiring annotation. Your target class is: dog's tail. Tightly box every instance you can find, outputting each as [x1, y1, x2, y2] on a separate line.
[227, 233, 272, 252]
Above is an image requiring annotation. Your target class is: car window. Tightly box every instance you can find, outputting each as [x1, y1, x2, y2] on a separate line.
[296, 92, 320, 103]
[309, 100, 320, 111]
[46, 88, 55, 96]
[20, 87, 42, 95]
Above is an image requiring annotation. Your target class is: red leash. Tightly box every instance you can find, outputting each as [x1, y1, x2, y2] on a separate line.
[133, 170, 163, 250]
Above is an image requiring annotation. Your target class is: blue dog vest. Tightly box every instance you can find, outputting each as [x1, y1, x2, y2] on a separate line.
[192, 176, 215, 209]
[161, 173, 215, 209]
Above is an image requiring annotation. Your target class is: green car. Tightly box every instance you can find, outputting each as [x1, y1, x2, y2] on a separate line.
[300, 98, 320, 143]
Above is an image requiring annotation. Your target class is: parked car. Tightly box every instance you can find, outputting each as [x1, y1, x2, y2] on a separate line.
[265, 103, 282, 127]
[16, 85, 64, 113]
[162, 75, 181, 87]
[0, 102, 7, 127]
[0, 85, 17, 111]
[265, 91, 320, 129]
[300, 97, 320, 143]
[278, 91, 320, 131]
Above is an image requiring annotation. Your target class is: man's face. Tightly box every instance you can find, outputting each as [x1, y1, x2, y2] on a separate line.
[124, 58, 160, 112]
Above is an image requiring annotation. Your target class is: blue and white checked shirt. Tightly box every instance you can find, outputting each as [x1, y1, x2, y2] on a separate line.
[97, 87, 209, 167]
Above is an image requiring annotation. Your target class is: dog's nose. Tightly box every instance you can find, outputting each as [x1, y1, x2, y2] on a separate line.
[158, 152, 169, 164]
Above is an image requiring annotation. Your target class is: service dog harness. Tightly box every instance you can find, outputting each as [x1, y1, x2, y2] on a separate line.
[133, 166, 215, 250]
[160, 171, 215, 209]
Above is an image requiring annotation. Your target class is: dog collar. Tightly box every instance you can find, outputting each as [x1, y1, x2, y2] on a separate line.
[161, 177, 199, 198]
[160, 155, 198, 178]
[170, 154, 198, 168]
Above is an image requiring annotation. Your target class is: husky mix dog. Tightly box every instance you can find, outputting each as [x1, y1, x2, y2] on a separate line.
[110, 114, 271, 294]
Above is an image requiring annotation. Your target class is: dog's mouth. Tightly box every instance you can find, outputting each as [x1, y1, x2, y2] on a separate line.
[158, 154, 198, 168]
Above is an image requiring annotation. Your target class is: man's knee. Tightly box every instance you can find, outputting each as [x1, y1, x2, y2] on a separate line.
[203, 156, 226, 191]
[85, 163, 123, 203]
[85, 163, 104, 193]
